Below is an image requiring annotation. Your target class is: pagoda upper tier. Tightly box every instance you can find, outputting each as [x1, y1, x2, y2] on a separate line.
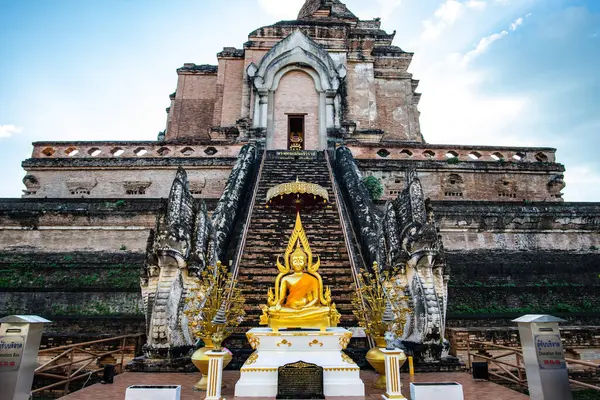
[298, 0, 358, 21]
[165, 0, 422, 147]
[20, 0, 566, 203]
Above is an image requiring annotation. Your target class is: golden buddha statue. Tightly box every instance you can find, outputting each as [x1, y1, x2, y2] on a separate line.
[289, 132, 303, 151]
[260, 212, 340, 332]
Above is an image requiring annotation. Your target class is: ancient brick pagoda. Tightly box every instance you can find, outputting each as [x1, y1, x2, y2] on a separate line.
[2, 0, 600, 371]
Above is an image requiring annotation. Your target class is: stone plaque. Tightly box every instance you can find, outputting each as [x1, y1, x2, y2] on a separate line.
[277, 361, 324, 400]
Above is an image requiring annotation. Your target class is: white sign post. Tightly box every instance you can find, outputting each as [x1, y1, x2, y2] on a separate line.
[0, 315, 51, 400]
[513, 315, 572, 400]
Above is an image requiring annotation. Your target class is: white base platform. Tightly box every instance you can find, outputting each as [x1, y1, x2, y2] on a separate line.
[234, 328, 365, 397]
[125, 385, 181, 400]
[409, 382, 464, 400]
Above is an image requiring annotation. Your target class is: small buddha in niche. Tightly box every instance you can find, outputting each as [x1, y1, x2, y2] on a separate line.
[260, 213, 340, 331]
[289, 132, 303, 151]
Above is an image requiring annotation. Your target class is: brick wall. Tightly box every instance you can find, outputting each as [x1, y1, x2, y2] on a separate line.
[220, 58, 245, 126]
[21, 166, 233, 199]
[375, 78, 422, 141]
[273, 71, 320, 150]
[168, 74, 217, 140]
[356, 158, 565, 202]
[346, 62, 377, 130]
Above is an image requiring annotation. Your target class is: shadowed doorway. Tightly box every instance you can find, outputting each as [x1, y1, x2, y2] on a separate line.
[288, 115, 305, 151]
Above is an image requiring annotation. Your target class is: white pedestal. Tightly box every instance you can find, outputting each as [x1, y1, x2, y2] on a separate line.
[234, 328, 364, 397]
[381, 348, 407, 400]
[125, 385, 181, 400]
[409, 382, 464, 400]
[205, 350, 227, 400]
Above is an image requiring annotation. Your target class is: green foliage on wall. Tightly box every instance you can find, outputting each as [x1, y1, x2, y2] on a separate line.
[362, 175, 384, 201]
[0, 266, 139, 289]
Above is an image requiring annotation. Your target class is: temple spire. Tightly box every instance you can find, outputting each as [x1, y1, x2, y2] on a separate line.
[297, 0, 357, 21]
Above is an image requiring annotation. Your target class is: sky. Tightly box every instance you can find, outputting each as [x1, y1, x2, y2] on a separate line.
[0, 0, 598, 200]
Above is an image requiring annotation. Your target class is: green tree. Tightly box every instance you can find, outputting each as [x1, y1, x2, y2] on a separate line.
[362, 176, 384, 201]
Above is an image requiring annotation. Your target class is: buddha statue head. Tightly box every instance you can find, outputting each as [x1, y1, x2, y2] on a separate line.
[291, 243, 307, 273]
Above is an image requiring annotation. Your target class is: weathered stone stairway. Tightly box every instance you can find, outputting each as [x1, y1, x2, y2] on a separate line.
[224, 150, 361, 368]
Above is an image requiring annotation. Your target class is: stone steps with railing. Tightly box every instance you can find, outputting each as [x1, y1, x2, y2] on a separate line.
[224, 150, 362, 369]
[236, 150, 357, 328]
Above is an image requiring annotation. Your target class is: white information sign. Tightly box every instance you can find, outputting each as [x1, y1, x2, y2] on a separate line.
[0, 336, 25, 371]
[534, 334, 566, 370]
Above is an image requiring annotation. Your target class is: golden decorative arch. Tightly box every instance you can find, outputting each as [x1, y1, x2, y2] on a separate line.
[266, 178, 329, 208]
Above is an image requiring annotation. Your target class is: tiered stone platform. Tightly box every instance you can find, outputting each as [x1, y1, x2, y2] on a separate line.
[61, 371, 529, 399]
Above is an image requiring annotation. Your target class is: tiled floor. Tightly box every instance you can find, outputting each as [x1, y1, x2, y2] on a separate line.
[61, 370, 528, 399]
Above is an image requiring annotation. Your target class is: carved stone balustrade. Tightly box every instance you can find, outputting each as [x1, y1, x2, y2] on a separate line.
[347, 143, 557, 164]
[31, 141, 244, 159]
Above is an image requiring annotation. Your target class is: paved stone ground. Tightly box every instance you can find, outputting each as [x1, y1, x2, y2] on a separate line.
[61, 370, 528, 399]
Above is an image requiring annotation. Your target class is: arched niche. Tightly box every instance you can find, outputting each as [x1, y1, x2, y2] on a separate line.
[247, 30, 346, 150]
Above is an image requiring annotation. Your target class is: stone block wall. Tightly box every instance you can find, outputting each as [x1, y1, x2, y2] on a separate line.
[167, 65, 218, 140]
[0, 199, 220, 338]
[430, 201, 600, 326]
[354, 149, 565, 202]
[375, 78, 420, 142]
[346, 62, 378, 130]
[447, 326, 600, 354]
[22, 147, 239, 198]
[214, 52, 245, 127]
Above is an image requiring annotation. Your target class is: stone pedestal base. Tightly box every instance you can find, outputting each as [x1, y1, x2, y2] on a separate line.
[234, 328, 365, 397]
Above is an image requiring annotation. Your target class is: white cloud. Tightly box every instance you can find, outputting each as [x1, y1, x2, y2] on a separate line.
[420, 0, 487, 40]
[378, 0, 403, 19]
[462, 16, 526, 64]
[412, 12, 533, 146]
[510, 17, 523, 30]
[0, 125, 23, 138]
[564, 164, 600, 201]
[463, 30, 508, 64]
[466, 1, 486, 11]
[417, 53, 530, 146]
[258, 0, 304, 20]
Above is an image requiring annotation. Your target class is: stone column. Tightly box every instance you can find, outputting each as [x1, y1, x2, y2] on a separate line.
[380, 348, 407, 400]
[318, 92, 327, 150]
[266, 92, 274, 149]
[204, 349, 227, 400]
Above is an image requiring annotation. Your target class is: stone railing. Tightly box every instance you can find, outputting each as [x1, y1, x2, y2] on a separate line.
[30, 141, 244, 159]
[347, 143, 557, 163]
